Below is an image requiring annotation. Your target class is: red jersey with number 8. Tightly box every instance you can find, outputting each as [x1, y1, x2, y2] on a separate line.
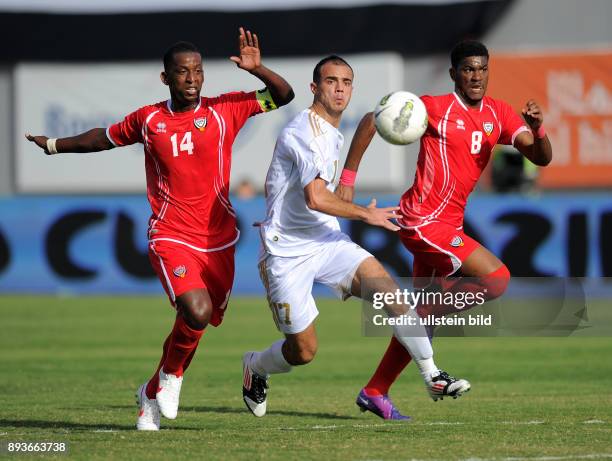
[107, 90, 276, 251]
[399, 92, 529, 229]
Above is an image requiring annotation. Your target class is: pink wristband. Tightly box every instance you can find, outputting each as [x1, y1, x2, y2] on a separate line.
[535, 125, 546, 139]
[339, 168, 357, 186]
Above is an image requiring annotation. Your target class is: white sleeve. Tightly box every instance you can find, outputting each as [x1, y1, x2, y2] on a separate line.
[284, 133, 329, 188]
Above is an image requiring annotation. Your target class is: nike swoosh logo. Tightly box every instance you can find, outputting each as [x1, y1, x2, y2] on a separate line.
[374, 106, 392, 119]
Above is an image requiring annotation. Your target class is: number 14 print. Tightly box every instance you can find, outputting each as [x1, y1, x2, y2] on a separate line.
[171, 132, 194, 157]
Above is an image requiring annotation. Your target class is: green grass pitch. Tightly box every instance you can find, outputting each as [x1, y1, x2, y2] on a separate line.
[0, 295, 610, 460]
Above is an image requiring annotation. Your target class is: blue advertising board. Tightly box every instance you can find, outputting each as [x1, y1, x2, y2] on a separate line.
[0, 193, 610, 295]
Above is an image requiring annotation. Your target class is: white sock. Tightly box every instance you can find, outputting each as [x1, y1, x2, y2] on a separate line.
[391, 317, 439, 382]
[250, 339, 292, 376]
[391, 311, 434, 360]
[393, 332, 438, 381]
[414, 357, 439, 382]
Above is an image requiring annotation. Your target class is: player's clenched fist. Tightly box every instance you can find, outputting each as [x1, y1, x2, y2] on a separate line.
[521, 99, 544, 130]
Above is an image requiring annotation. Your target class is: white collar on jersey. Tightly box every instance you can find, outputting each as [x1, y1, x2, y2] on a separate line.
[453, 92, 483, 112]
[166, 98, 202, 116]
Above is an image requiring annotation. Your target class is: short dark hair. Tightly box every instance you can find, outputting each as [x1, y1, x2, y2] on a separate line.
[163, 41, 201, 72]
[313, 55, 353, 83]
[450, 40, 489, 69]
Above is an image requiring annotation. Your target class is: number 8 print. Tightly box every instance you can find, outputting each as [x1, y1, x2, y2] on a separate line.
[471, 131, 482, 154]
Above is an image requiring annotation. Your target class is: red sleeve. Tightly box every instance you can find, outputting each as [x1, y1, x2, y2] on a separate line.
[420, 95, 436, 116]
[106, 106, 148, 147]
[420, 94, 439, 134]
[224, 91, 262, 129]
[216, 89, 278, 131]
[497, 100, 529, 146]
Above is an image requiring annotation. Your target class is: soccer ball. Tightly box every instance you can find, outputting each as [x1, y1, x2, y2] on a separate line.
[374, 91, 428, 145]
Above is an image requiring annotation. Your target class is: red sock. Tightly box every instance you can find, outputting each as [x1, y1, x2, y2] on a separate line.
[146, 334, 171, 399]
[363, 336, 412, 396]
[163, 315, 204, 376]
[182, 337, 201, 373]
[145, 316, 203, 399]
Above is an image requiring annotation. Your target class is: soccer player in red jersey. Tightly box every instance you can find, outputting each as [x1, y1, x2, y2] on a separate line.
[26, 28, 294, 430]
[336, 40, 552, 419]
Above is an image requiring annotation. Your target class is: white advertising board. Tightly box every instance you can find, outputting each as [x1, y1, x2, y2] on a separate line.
[16, 54, 412, 193]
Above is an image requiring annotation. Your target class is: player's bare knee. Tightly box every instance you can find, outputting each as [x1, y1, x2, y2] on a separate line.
[176, 292, 212, 330]
[185, 305, 211, 330]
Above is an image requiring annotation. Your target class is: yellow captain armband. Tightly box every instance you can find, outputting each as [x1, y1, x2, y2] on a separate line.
[256, 88, 278, 112]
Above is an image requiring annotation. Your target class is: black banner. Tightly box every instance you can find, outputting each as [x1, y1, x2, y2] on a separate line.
[0, 1, 513, 62]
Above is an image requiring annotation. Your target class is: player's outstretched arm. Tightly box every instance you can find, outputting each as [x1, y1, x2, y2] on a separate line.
[514, 99, 552, 166]
[335, 112, 376, 203]
[229, 27, 294, 107]
[25, 128, 114, 155]
[305, 177, 400, 231]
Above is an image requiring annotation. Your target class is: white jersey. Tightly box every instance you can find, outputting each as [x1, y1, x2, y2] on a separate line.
[259, 109, 344, 258]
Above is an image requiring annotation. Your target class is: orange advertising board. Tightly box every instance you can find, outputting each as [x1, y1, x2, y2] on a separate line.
[488, 51, 612, 188]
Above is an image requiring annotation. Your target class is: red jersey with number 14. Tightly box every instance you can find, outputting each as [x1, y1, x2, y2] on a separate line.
[107, 90, 276, 251]
[399, 92, 529, 228]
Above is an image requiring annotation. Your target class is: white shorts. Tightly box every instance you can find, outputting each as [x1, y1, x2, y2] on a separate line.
[258, 232, 373, 334]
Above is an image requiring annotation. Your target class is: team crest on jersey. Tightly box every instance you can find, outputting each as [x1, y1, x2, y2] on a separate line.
[156, 122, 167, 133]
[483, 122, 494, 136]
[456, 119, 465, 130]
[173, 265, 187, 278]
[194, 117, 207, 131]
[450, 236, 464, 247]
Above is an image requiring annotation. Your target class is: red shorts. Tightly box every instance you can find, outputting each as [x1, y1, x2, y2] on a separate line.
[148, 240, 235, 327]
[399, 221, 480, 279]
